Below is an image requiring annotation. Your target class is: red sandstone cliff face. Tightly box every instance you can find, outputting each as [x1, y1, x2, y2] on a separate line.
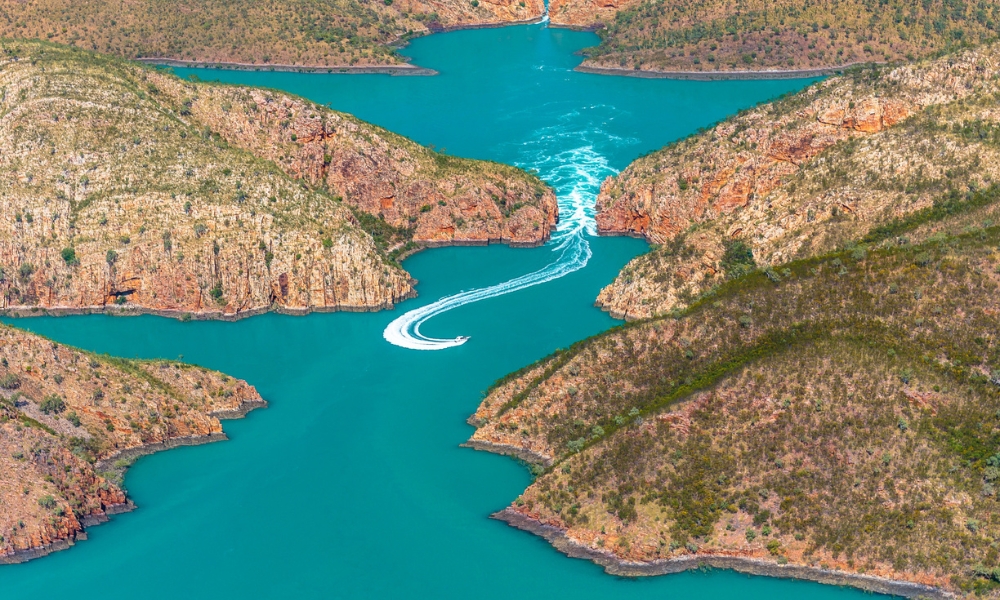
[404, 0, 545, 29]
[595, 95, 912, 243]
[593, 46, 1000, 318]
[548, 0, 639, 29]
[0, 325, 265, 563]
[149, 74, 558, 248]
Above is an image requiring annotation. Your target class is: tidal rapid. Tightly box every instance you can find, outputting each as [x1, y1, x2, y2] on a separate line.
[384, 139, 609, 350]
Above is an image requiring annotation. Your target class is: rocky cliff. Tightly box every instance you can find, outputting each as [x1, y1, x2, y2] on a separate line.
[0, 0, 545, 69]
[566, 0, 1000, 75]
[548, 0, 639, 30]
[594, 44, 1000, 318]
[145, 73, 557, 248]
[0, 324, 266, 563]
[0, 41, 555, 319]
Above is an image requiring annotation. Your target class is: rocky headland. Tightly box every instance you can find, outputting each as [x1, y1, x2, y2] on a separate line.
[469, 44, 1000, 598]
[0, 40, 555, 320]
[0, 324, 266, 563]
[594, 44, 1000, 319]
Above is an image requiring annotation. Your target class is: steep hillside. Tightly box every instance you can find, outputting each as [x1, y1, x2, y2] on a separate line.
[553, 0, 1000, 75]
[595, 44, 1000, 318]
[0, 324, 266, 563]
[0, 40, 555, 319]
[467, 43, 1000, 597]
[470, 194, 1000, 597]
[0, 0, 545, 69]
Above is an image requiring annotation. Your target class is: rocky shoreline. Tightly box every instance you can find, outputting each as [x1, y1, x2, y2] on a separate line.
[576, 62, 876, 80]
[0, 382, 267, 566]
[427, 14, 547, 34]
[460, 439, 554, 468]
[135, 57, 439, 76]
[0, 290, 418, 323]
[135, 15, 548, 76]
[494, 508, 952, 599]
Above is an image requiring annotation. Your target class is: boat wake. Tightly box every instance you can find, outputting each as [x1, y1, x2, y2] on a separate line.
[383, 122, 623, 350]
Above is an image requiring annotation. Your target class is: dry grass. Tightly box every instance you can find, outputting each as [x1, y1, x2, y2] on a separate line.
[584, 0, 1000, 73]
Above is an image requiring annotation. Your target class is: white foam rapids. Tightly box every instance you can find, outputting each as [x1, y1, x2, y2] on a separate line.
[383, 127, 617, 350]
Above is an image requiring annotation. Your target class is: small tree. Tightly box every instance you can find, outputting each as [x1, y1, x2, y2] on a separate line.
[39, 394, 66, 414]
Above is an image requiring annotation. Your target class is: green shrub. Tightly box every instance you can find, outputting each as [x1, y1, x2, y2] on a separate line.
[61, 247, 78, 265]
[0, 374, 20, 389]
[722, 240, 756, 280]
[39, 394, 66, 414]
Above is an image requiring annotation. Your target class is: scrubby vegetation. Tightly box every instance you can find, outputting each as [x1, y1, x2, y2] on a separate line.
[0, 324, 263, 562]
[582, 0, 1000, 73]
[596, 43, 1000, 320]
[473, 45, 1000, 596]
[476, 199, 1000, 594]
[0, 0, 541, 68]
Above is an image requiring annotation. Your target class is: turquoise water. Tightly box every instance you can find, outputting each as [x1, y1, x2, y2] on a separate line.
[1, 22, 880, 600]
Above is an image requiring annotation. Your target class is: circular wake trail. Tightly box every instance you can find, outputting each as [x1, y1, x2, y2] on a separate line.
[384, 125, 623, 350]
[383, 228, 591, 349]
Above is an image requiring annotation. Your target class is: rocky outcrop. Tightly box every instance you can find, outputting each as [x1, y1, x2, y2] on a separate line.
[0, 324, 265, 563]
[594, 44, 1000, 318]
[0, 0, 544, 70]
[403, 0, 545, 31]
[0, 41, 555, 320]
[548, 0, 639, 29]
